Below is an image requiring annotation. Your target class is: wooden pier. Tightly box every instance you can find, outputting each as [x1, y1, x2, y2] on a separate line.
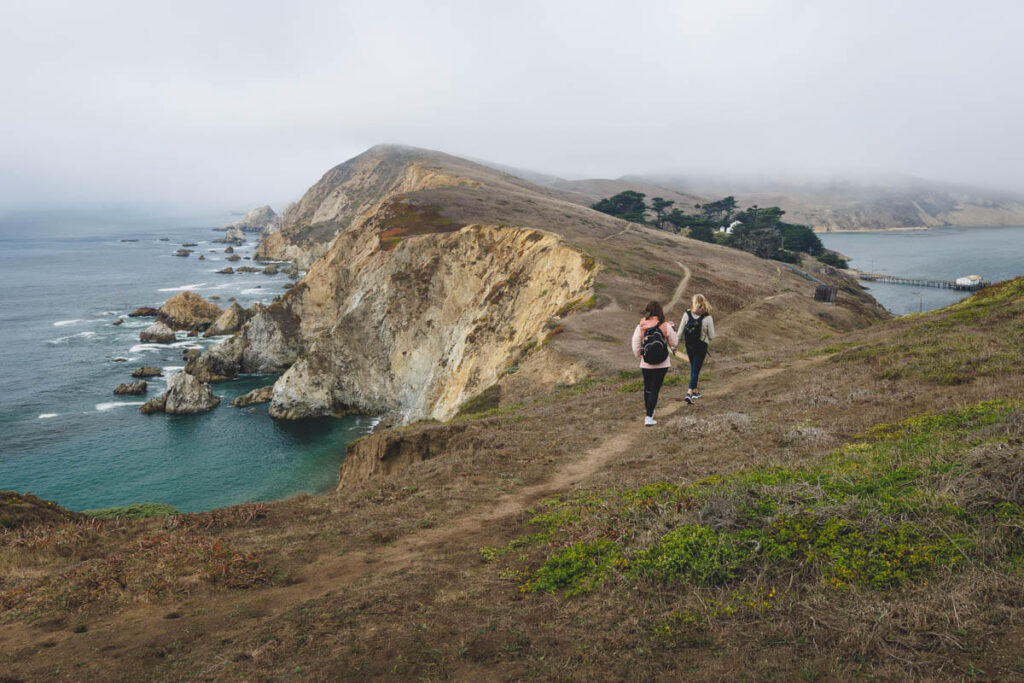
[857, 272, 989, 291]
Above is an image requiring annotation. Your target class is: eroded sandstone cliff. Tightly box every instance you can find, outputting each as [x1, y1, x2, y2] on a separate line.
[202, 222, 594, 422]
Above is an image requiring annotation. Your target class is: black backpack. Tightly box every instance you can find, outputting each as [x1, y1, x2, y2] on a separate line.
[683, 311, 706, 348]
[641, 321, 669, 364]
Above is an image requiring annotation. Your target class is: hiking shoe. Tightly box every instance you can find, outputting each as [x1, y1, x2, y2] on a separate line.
[644, 416, 656, 426]
[691, 392, 702, 400]
[685, 394, 694, 405]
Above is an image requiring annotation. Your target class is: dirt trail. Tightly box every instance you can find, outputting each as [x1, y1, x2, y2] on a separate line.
[291, 354, 829, 591]
[666, 261, 692, 316]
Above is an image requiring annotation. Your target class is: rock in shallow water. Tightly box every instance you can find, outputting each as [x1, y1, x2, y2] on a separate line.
[139, 321, 176, 343]
[114, 380, 147, 395]
[163, 372, 220, 414]
[132, 366, 163, 378]
[230, 385, 274, 407]
[157, 291, 222, 331]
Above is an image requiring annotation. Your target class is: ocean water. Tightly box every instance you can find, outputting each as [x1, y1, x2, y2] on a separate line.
[0, 211, 374, 512]
[820, 226, 1024, 315]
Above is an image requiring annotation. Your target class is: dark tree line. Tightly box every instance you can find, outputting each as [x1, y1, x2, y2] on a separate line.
[590, 191, 848, 268]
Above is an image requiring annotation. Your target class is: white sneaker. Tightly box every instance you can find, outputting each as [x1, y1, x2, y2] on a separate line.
[644, 416, 656, 426]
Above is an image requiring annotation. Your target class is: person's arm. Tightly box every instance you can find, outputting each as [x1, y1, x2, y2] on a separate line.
[705, 316, 716, 342]
[664, 321, 679, 348]
[631, 324, 642, 359]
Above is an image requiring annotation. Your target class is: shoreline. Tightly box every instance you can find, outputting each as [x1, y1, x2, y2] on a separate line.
[813, 226, 930, 233]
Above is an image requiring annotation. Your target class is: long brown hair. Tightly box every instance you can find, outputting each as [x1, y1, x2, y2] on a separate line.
[642, 300, 665, 323]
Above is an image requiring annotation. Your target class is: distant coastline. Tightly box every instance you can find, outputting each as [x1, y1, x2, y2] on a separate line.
[814, 226, 930, 233]
[814, 224, 1023, 233]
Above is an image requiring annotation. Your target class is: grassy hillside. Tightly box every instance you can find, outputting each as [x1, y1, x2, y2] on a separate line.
[2, 275, 1022, 680]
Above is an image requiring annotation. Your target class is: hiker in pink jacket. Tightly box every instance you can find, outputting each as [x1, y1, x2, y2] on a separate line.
[631, 300, 679, 426]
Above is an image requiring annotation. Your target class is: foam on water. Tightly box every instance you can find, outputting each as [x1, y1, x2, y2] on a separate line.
[47, 331, 97, 344]
[95, 401, 146, 411]
[129, 343, 164, 353]
[53, 319, 82, 326]
[157, 282, 207, 292]
[38, 413, 58, 419]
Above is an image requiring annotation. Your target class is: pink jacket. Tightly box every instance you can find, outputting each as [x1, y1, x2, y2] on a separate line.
[631, 317, 679, 369]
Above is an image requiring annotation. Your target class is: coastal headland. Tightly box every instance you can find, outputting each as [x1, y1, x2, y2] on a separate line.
[3, 146, 1023, 680]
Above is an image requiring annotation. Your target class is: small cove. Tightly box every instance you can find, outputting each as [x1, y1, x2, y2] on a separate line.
[0, 213, 375, 512]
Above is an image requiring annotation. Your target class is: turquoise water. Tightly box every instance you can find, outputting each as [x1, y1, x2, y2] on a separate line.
[0, 211, 374, 512]
[820, 226, 1024, 315]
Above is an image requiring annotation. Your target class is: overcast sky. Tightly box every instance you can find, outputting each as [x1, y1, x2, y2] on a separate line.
[1, 0, 1022, 211]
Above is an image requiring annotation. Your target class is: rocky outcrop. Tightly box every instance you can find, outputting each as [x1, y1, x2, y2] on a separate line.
[214, 228, 246, 245]
[141, 372, 220, 415]
[157, 291, 222, 331]
[174, 248, 192, 257]
[224, 246, 234, 254]
[163, 372, 220, 414]
[128, 307, 159, 317]
[262, 263, 278, 275]
[226, 254, 241, 262]
[132, 366, 163, 378]
[221, 205, 281, 235]
[193, 302, 304, 378]
[139, 322, 176, 343]
[204, 303, 250, 337]
[140, 397, 166, 415]
[113, 318, 124, 326]
[230, 385, 274, 407]
[114, 380, 147, 395]
[217, 267, 234, 274]
[338, 422, 469, 487]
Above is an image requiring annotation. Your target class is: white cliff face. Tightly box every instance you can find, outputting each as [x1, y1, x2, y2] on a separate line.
[264, 224, 594, 422]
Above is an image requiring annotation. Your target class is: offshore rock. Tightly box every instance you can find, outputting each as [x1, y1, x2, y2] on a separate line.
[162, 372, 220, 415]
[262, 263, 278, 275]
[157, 291, 222, 331]
[132, 366, 163, 378]
[139, 396, 166, 415]
[114, 380, 147, 395]
[204, 302, 250, 337]
[128, 307, 159, 317]
[230, 385, 274, 407]
[226, 254, 241, 262]
[221, 205, 281, 236]
[139, 321, 176, 344]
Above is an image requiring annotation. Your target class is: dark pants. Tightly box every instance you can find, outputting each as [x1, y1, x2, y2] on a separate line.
[687, 344, 707, 391]
[641, 367, 668, 417]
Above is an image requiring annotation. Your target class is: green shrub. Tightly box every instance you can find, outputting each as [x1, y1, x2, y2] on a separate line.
[632, 525, 744, 586]
[523, 539, 621, 596]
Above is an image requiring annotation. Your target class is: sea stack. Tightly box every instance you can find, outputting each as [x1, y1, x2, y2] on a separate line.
[157, 291, 222, 332]
[139, 321, 176, 343]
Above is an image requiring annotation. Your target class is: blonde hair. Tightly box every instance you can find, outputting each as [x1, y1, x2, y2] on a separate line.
[691, 294, 713, 315]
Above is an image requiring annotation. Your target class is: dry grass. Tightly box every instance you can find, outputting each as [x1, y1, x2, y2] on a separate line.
[2, 282, 1023, 681]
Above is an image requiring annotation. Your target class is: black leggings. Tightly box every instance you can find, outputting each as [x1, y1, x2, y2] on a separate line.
[641, 367, 668, 417]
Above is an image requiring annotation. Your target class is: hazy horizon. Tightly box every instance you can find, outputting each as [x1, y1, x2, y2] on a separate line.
[2, 0, 1023, 216]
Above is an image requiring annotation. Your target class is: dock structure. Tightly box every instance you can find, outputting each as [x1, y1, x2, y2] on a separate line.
[857, 272, 989, 291]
